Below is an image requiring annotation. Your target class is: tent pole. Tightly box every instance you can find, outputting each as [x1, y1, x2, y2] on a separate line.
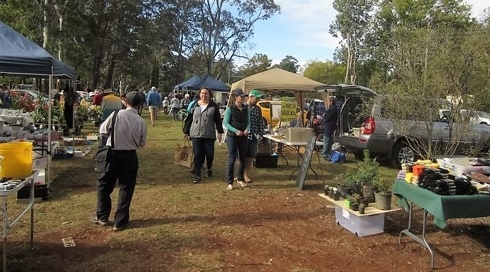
[47, 74, 52, 187]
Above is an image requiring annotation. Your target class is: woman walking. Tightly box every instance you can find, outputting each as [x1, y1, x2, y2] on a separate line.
[183, 87, 223, 183]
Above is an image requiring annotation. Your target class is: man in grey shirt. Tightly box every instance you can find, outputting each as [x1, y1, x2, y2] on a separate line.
[92, 91, 147, 231]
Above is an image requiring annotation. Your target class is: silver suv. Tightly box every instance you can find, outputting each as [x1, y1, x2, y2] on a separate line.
[315, 84, 490, 168]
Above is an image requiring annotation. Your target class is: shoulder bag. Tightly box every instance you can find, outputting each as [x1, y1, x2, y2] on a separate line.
[94, 111, 118, 173]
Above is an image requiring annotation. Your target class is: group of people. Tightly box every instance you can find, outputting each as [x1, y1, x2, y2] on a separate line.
[91, 85, 338, 231]
[183, 87, 266, 190]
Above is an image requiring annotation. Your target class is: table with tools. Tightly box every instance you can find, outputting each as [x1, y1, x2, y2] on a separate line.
[393, 179, 490, 268]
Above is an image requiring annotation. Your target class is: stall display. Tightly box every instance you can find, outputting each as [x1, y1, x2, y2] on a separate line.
[318, 194, 400, 236]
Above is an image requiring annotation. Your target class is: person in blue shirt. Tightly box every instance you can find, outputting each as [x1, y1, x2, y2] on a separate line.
[146, 86, 161, 126]
[187, 94, 199, 112]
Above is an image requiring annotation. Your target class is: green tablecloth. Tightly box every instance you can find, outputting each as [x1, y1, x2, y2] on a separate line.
[392, 179, 490, 229]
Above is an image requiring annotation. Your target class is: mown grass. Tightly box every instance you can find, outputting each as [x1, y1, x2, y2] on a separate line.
[6, 110, 399, 271]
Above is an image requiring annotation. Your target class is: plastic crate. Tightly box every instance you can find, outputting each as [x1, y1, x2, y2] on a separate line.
[335, 205, 384, 237]
[17, 184, 48, 201]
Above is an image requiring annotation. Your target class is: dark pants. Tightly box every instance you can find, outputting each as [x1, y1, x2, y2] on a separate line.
[322, 134, 333, 159]
[191, 138, 215, 179]
[96, 150, 138, 227]
[226, 135, 248, 184]
[64, 104, 74, 129]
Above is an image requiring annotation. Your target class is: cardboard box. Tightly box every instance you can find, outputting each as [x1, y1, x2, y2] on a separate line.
[33, 169, 45, 185]
[32, 157, 47, 169]
[63, 137, 86, 146]
[335, 205, 384, 237]
[285, 127, 313, 142]
[257, 143, 272, 154]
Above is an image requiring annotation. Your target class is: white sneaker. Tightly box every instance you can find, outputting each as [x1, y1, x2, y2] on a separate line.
[236, 180, 247, 187]
[227, 184, 233, 190]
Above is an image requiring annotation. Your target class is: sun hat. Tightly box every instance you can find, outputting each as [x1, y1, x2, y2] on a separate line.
[103, 88, 114, 94]
[249, 89, 265, 98]
[232, 89, 248, 97]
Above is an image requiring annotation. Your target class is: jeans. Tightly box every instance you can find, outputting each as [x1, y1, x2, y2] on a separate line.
[322, 134, 333, 159]
[96, 150, 138, 228]
[226, 135, 248, 184]
[191, 138, 215, 179]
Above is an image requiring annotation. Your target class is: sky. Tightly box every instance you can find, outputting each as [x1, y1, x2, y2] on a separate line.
[241, 0, 489, 69]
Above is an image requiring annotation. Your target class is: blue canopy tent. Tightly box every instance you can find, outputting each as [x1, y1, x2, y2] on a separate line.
[0, 21, 77, 78]
[187, 75, 230, 92]
[174, 76, 201, 91]
[0, 21, 78, 189]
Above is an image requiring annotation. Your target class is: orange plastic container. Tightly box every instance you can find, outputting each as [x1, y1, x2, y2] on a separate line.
[412, 164, 425, 176]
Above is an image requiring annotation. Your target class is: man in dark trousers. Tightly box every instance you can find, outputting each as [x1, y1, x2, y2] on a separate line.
[321, 96, 338, 161]
[92, 91, 147, 231]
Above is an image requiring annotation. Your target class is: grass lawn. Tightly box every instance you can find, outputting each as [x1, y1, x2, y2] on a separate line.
[12, 111, 490, 271]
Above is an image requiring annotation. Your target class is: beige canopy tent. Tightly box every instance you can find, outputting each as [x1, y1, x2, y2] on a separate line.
[229, 68, 324, 125]
[231, 68, 324, 94]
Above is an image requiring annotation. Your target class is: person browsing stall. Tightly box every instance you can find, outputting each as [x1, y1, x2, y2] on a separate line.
[223, 89, 251, 190]
[183, 87, 224, 184]
[321, 96, 338, 161]
[242, 89, 265, 183]
[92, 91, 147, 231]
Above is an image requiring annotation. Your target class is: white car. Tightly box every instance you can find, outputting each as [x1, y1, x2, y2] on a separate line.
[460, 109, 490, 125]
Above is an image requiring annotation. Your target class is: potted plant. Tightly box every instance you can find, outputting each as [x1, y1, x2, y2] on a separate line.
[372, 176, 392, 210]
[334, 149, 378, 202]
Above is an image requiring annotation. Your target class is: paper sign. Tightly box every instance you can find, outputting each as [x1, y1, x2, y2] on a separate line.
[62, 237, 76, 247]
[280, 101, 297, 122]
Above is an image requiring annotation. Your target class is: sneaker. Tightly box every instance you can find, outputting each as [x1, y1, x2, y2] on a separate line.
[193, 175, 201, 184]
[113, 223, 129, 232]
[207, 169, 213, 178]
[227, 184, 233, 190]
[92, 215, 108, 226]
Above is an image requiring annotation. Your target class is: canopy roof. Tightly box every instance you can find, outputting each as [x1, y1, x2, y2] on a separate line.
[175, 74, 230, 92]
[0, 21, 77, 78]
[174, 76, 201, 90]
[230, 68, 324, 94]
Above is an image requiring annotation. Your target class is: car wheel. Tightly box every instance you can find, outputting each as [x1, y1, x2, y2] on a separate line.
[353, 150, 364, 161]
[392, 141, 418, 169]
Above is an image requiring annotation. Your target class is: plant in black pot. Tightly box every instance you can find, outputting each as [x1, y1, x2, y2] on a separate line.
[334, 149, 379, 202]
[354, 149, 378, 203]
[372, 176, 392, 210]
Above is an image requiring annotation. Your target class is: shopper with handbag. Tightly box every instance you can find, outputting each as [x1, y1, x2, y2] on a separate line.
[92, 91, 147, 231]
[183, 87, 224, 184]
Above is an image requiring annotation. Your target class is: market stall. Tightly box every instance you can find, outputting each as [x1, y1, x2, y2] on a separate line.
[229, 68, 324, 126]
[0, 21, 77, 184]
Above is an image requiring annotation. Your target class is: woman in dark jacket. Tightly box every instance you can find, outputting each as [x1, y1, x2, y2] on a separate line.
[183, 87, 224, 184]
[223, 89, 250, 190]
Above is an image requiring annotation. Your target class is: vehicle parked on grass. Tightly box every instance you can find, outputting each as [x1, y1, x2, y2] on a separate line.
[460, 109, 490, 125]
[257, 100, 307, 127]
[10, 89, 48, 100]
[315, 84, 490, 168]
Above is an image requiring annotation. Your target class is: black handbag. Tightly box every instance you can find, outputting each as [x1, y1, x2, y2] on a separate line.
[94, 111, 118, 173]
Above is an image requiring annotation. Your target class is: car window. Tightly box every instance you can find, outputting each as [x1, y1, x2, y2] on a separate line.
[259, 102, 271, 109]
